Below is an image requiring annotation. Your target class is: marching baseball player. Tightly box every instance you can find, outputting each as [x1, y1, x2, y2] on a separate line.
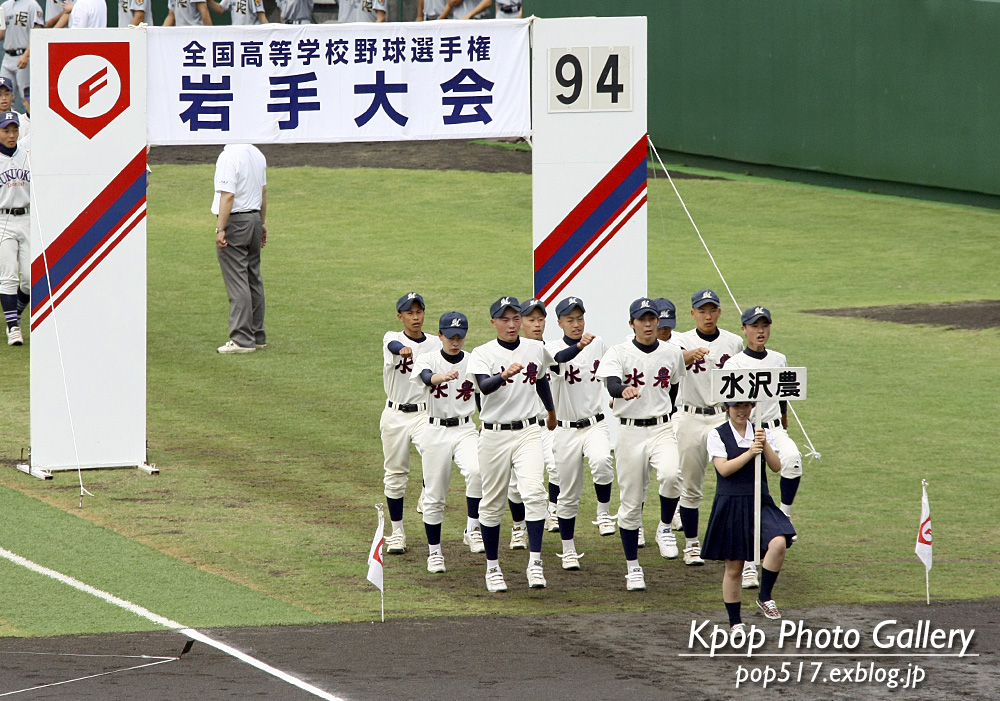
[0, 0, 42, 104]
[207, 0, 266, 24]
[0, 112, 29, 346]
[411, 312, 485, 573]
[438, 0, 489, 19]
[338, 0, 383, 22]
[494, 0, 521, 19]
[673, 289, 744, 566]
[546, 296, 615, 570]
[597, 298, 685, 590]
[723, 305, 802, 588]
[162, 0, 211, 25]
[468, 296, 555, 592]
[519, 297, 561, 532]
[415, 0, 444, 20]
[116, 0, 147, 26]
[381, 292, 442, 555]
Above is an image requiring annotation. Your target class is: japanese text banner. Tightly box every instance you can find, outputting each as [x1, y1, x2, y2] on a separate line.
[146, 20, 529, 145]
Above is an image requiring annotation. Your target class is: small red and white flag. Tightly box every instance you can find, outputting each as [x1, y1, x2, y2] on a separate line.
[367, 505, 385, 592]
[915, 480, 932, 572]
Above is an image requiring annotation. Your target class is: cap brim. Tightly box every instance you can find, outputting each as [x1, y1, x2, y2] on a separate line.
[692, 299, 720, 308]
[440, 328, 467, 338]
[492, 304, 519, 318]
[0, 120, 18, 129]
[742, 314, 770, 325]
[658, 318, 677, 328]
[397, 300, 423, 312]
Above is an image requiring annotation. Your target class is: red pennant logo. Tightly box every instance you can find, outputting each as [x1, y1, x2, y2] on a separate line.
[49, 42, 131, 139]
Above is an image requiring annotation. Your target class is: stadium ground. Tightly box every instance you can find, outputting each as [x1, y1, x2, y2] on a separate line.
[0, 598, 995, 699]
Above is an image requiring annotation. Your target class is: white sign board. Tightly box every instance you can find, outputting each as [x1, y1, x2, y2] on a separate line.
[29, 29, 148, 471]
[531, 16, 647, 346]
[146, 21, 530, 145]
[710, 367, 808, 404]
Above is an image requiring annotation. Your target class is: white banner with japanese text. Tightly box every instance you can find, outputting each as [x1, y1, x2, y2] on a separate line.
[146, 20, 530, 145]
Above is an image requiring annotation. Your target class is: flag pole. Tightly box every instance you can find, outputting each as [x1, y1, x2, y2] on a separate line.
[753, 404, 761, 570]
[922, 480, 929, 606]
[376, 504, 385, 622]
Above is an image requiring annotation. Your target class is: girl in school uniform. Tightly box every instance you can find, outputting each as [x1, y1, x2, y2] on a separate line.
[702, 401, 796, 632]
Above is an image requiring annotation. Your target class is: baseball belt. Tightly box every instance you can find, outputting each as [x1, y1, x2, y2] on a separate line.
[482, 416, 538, 431]
[386, 400, 426, 413]
[428, 416, 470, 427]
[682, 405, 722, 416]
[557, 413, 605, 429]
[5, 49, 25, 57]
[0, 207, 28, 215]
[620, 413, 672, 428]
[760, 419, 782, 430]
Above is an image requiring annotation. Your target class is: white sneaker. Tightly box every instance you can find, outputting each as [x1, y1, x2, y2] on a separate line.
[485, 566, 508, 593]
[731, 622, 747, 635]
[742, 562, 759, 589]
[526, 559, 547, 588]
[6, 326, 23, 346]
[545, 503, 560, 532]
[217, 340, 255, 354]
[416, 488, 425, 514]
[594, 512, 616, 536]
[637, 525, 646, 548]
[556, 549, 583, 571]
[656, 526, 679, 559]
[385, 531, 407, 554]
[509, 524, 528, 550]
[426, 552, 446, 573]
[463, 528, 485, 554]
[625, 565, 646, 591]
[683, 542, 704, 566]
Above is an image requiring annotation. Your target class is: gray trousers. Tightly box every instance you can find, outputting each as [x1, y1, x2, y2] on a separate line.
[216, 212, 265, 348]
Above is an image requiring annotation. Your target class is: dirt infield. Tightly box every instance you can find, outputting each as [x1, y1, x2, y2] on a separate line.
[148, 140, 722, 179]
[805, 300, 1000, 332]
[1, 598, 995, 700]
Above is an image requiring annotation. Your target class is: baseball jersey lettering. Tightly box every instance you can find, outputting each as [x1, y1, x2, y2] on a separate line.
[673, 328, 743, 408]
[546, 336, 607, 422]
[411, 350, 475, 420]
[468, 338, 553, 423]
[597, 340, 684, 419]
[383, 330, 441, 405]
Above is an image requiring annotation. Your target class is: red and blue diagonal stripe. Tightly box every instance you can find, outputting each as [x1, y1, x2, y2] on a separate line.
[534, 135, 648, 304]
[31, 149, 147, 331]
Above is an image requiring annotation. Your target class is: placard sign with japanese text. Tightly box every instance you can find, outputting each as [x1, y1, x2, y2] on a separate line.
[710, 367, 808, 404]
[146, 20, 529, 145]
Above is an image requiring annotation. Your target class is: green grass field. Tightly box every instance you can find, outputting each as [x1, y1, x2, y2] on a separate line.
[0, 160, 998, 637]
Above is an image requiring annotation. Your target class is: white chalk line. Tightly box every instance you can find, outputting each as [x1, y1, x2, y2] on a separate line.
[0, 658, 177, 697]
[0, 546, 346, 701]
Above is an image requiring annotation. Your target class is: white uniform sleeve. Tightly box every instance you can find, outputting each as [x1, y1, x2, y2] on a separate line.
[382, 331, 397, 367]
[467, 347, 491, 389]
[32, 1, 43, 24]
[595, 346, 622, 380]
[707, 427, 727, 459]
[410, 354, 432, 387]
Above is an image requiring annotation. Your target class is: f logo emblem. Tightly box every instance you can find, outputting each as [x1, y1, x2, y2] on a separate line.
[49, 42, 131, 139]
[79, 67, 108, 109]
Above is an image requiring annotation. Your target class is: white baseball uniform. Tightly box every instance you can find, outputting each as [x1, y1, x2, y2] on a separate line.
[672, 327, 744, 509]
[0, 142, 30, 300]
[381, 330, 441, 499]
[116, 0, 148, 26]
[0, 0, 42, 102]
[338, 0, 384, 23]
[597, 339, 685, 530]
[172, 0, 206, 25]
[546, 335, 613, 520]
[722, 347, 802, 479]
[495, 0, 521, 19]
[419, 0, 445, 20]
[410, 349, 482, 525]
[469, 338, 553, 526]
[219, 0, 264, 24]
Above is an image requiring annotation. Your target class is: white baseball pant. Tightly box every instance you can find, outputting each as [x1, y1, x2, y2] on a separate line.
[552, 421, 613, 520]
[765, 426, 802, 479]
[0, 55, 29, 103]
[420, 423, 483, 525]
[676, 411, 722, 510]
[614, 422, 680, 530]
[380, 406, 427, 499]
[0, 217, 29, 296]
[507, 420, 558, 503]
[478, 425, 546, 527]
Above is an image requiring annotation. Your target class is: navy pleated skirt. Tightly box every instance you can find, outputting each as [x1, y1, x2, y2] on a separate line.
[701, 493, 796, 562]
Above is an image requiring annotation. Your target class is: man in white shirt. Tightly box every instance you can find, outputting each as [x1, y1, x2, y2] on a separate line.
[212, 144, 267, 354]
[57, 0, 107, 27]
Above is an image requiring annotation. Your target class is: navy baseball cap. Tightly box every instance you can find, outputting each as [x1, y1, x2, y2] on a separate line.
[555, 296, 586, 317]
[0, 78, 12, 93]
[692, 289, 721, 308]
[396, 291, 425, 312]
[652, 297, 677, 329]
[520, 298, 546, 316]
[725, 401, 753, 407]
[741, 305, 772, 325]
[490, 296, 520, 318]
[629, 297, 658, 319]
[0, 111, 18, 128]
[439, 311, 468, 338]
